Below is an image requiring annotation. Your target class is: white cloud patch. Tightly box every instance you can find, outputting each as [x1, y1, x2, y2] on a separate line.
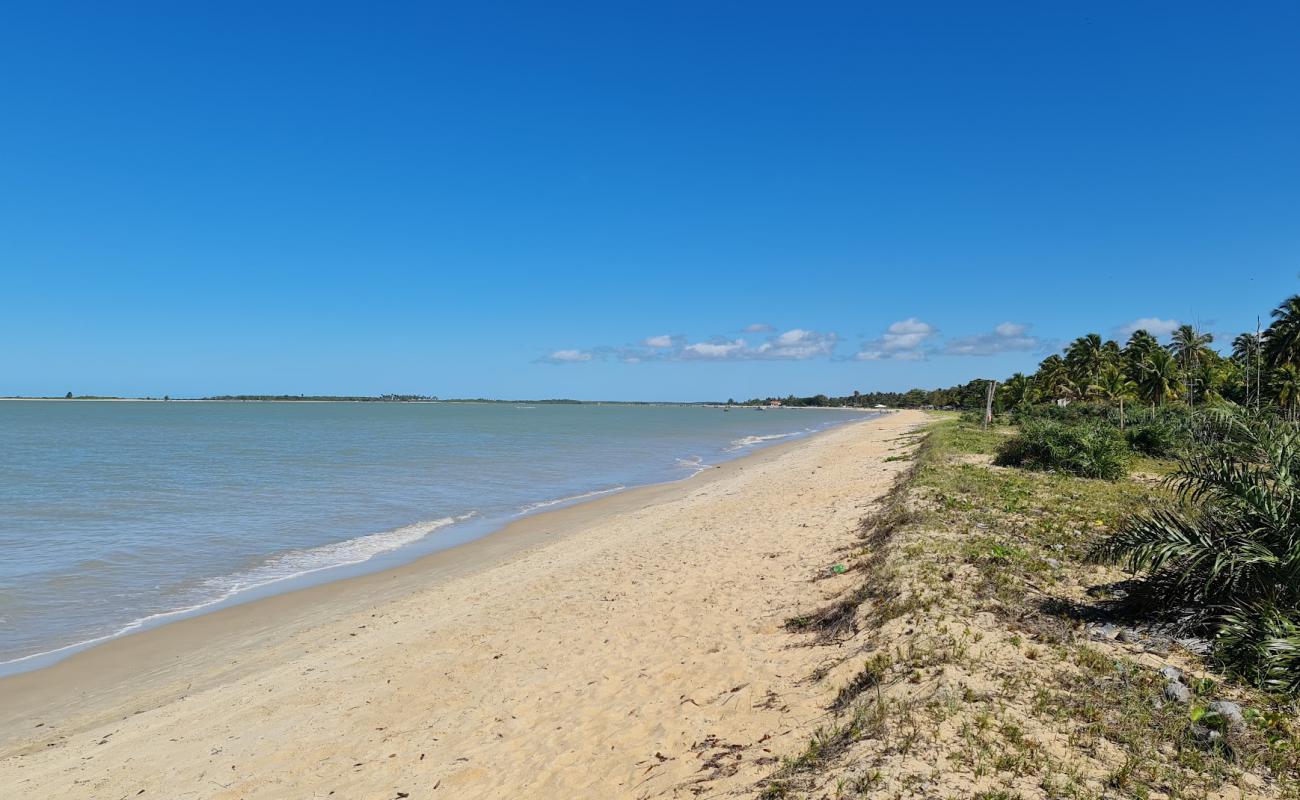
[1117, 317, 1181, 338]
[682, 339, 748, 359]
[545, 349, 593, 363]
[882, 318, 936, 352]
[942, 321, 1044, 356]
[856, 318, 937, 361]
[743, 322, 775, 333]
[754, 328, 838, 360]
[543, 328, 840, 362]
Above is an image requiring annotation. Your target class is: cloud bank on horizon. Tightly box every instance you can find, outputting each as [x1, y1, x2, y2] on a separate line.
[544, 316, 1188, 366]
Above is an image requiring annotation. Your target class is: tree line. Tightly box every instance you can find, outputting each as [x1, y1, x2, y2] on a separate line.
[744, 292, 1300, 418]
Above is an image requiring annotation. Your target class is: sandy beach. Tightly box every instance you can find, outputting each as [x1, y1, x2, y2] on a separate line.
[0, 410, 924, 799]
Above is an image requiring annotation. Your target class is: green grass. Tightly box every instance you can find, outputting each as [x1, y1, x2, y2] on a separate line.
[760, 416, 1300, 799]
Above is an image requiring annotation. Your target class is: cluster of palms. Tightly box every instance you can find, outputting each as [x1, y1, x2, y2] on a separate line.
[997, 294, 1300, 422]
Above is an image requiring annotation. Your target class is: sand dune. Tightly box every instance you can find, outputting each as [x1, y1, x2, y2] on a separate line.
[0, 410, 924, 799]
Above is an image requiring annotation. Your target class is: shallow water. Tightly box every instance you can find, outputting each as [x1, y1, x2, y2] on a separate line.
[0, 401, 869, 671]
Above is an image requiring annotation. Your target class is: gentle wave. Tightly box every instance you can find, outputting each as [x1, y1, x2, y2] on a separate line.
[675, 455, 710, 475]
[726, 430, 801, 450]
[0, 512, 476, 669]
[516, 486, 625, 515]
[199, 512, 478, 596]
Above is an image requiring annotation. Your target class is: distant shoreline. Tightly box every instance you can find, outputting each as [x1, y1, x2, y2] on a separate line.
[0, 396, 894, 409]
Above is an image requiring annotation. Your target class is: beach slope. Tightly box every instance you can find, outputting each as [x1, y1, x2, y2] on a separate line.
[0, 410, 924, 799]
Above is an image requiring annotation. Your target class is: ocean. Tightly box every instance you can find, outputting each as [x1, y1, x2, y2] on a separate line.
[0, 400, 870, 673]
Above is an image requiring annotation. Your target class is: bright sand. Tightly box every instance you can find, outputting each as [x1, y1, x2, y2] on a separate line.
[0, 410, 925, 799]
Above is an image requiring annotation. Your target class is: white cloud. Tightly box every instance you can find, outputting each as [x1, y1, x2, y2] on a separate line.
[943, 322, 1044, 356]
[743, 323, 775, 333]
[542, 326, 838, 363]
[546, 349, 593, 363]
[881, 318, 937, 352]
[1117, 317, 1180, 338]
[857, 318, 937, 361]
[754, 328, 838, 360]
[682, 339, 747, 359]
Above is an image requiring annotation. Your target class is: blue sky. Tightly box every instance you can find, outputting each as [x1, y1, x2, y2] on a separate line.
[2, 2, 1297, 401]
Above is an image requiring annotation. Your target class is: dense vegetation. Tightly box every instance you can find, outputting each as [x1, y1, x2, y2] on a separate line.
[925, 292, 1300, 699]
[736, 378, 996, 409]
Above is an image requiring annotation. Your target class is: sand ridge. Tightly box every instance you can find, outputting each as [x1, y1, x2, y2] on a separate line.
[0, 410, 925, 799]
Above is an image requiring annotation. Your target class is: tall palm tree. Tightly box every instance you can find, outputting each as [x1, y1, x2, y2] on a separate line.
[1168, 324, 1214, 407]
[1036, 355, 1070, 401]
[1265, 295, 1300, 369]
[1090, 364, 1137, 429]
[1065, 333, 1106, 387]
[1102, 338, 1122, 367]
[1273, 364, 1300, 421]
[1138, 349, 1181, 410]
[1232, 332, 1262, 363]
[1233, 331, 1265, 410]
[1123, 330, 1160, 381]
[999, 372, 1034, 410]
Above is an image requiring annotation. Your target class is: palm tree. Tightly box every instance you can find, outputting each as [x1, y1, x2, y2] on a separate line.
[1232, 331, 1265, 410]
[999, 372, 1033, 410]
[1232, 332, 1262, 364]
[1123, 330, 1160, 381]
[1036, 355, 1070, 401]
[1090, 364, 1137, 429]
[1168, 324, 1214, 407]
[1092, 408, 1300, 692]
[1138, 349, 1181, 410]
[1273, 364, 1300, 421]
[1065, 333, 1106, 387]
[1265, 295, 1300, 368]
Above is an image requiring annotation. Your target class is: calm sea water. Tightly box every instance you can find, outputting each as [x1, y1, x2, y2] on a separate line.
[0, 400, 869, 672]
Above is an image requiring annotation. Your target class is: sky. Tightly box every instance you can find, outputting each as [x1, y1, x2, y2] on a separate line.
[2, 2, 1298, 401]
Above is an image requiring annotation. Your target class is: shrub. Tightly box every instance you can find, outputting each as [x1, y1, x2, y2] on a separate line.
[1093, 408, 1300, 692]
[994, 419, 1130, 479]
[1124, 417, 1187, 457]
[1008, 402, 1112, 426]
[1217, 604, 1300, 695]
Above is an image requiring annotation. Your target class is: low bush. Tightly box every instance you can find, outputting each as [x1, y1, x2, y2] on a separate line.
[1093, 409, 1300, 693]
[994, 419, 1130, 479]
[1124, 417, 1188, 457]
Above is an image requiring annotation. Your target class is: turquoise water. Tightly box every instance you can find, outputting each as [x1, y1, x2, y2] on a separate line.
[0, 401, 869, 672]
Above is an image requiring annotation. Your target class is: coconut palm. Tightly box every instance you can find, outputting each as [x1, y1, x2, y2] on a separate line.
[1273, 364, 1300, 420]
[1265, 295, 1300, 368]
[1168, 324, 1214, 407]
[1065, 333, 1106, 387]
[1090, 364, 1137, 429]
[1232, 331, 1263, 364]
[1036, 355, 1071, 401]
[1231, 331, 1266, 409]
[1137, 349, 1181, 410]
[999, 372, 1034, 410]
[1123, 329, 1161, 381]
